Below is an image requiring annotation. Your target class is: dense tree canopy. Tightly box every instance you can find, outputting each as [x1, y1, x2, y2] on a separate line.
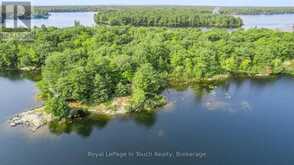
[2, 6, 294, 117]
[95, 8, 243, 28]
[1, 25, 294, 116]
[130, 63, 166, 111]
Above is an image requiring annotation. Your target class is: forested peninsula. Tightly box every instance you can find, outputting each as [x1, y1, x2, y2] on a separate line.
[1, 25, 294, 118]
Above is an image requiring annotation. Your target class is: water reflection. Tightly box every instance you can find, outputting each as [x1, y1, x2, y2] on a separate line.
[3, 75, 292, 137]
[2, 75, 294, 165]
[0, 70, 41, 81]
[48, 111, 157, 137]
[169, 80, 227, 100]
[4, 12, 96, 28]
[48, 114, 111, 137]
[168, 77, 283, 113]
[239, 14, 294, 31]
[130, 111, 157, 128]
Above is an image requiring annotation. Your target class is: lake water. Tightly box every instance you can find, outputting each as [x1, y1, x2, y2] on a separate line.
[238, 14, 294, 31]
[3, 12, 294, 31]
[1, 12, 294, 165]
[1, 74, 294, 165]
[4, 12, 96, 28]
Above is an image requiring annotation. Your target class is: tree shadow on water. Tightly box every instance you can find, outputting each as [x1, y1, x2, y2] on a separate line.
[0, 70, 41, 81]
[130, 111, 157, 128]
[48, 111, 157, 137]
[48, 114, 111, 138]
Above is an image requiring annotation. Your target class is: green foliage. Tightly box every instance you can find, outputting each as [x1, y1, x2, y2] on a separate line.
[33, 6, 294, 16]
[58, 67, 91, 101]
[18, 45, 38, 68]
[221, 7, 294, 15]
[95, 8, 243, 28]
[32, 8, 50, 18]
[115, 82, 130, 97]
[129, 89, 146, 111]
[90, 74, 112, 103]
[2, 25, 294, 114]
[130, 64, 165, 111]
[132, 63, 163, 94]
[45, 96, 70, 118]
[0, 41, 18, 69]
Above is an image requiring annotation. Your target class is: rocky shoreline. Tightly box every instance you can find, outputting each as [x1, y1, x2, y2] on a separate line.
[8, 97, 132, 132]
[9, 108, 54, 132]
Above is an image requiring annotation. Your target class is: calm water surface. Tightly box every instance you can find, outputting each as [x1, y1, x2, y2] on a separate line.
[4, 12, 294, 31]
[2, 12, 294, 165]
[239, 14, 294, 31]
[0, 74, 294, 165]
[5, 12, 96, 28]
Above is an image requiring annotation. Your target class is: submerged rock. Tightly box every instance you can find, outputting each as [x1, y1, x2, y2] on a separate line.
[204, 99, 231, 111]
[240, 101, 252, 111]
[224, 93, 232, 100]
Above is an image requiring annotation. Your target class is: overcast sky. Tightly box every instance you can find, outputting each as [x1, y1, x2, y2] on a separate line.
[2, 0, 294, 6]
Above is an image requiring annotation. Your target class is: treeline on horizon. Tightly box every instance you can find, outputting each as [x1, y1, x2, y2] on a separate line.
[32, 8, 50, 18]
[1, 26, 294, 116]
[4, 5, 294, 21]
[34, 5, 294, 15]
[3, 5, 294, 19]
[34, 6, 215, 13]
[0, 8, 49, 19]
[221, 7, 294, 15]
[95, 8, 243, 28]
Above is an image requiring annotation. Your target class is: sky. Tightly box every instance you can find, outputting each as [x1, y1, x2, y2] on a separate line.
[2, 0, 294, 7]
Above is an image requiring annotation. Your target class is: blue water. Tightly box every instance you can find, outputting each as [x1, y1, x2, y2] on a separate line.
[1, 75, 294, 165]
[1, 12, 294, 165]
[238, 14, 294, 31]
[4, 12, 294, 31]
[4, 12, 96, 28]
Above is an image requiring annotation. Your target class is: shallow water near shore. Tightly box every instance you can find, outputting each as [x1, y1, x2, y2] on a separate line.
[1, 73, 294, 165]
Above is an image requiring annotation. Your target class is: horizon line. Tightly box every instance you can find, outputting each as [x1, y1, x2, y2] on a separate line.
[30, 5, 294, 8]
